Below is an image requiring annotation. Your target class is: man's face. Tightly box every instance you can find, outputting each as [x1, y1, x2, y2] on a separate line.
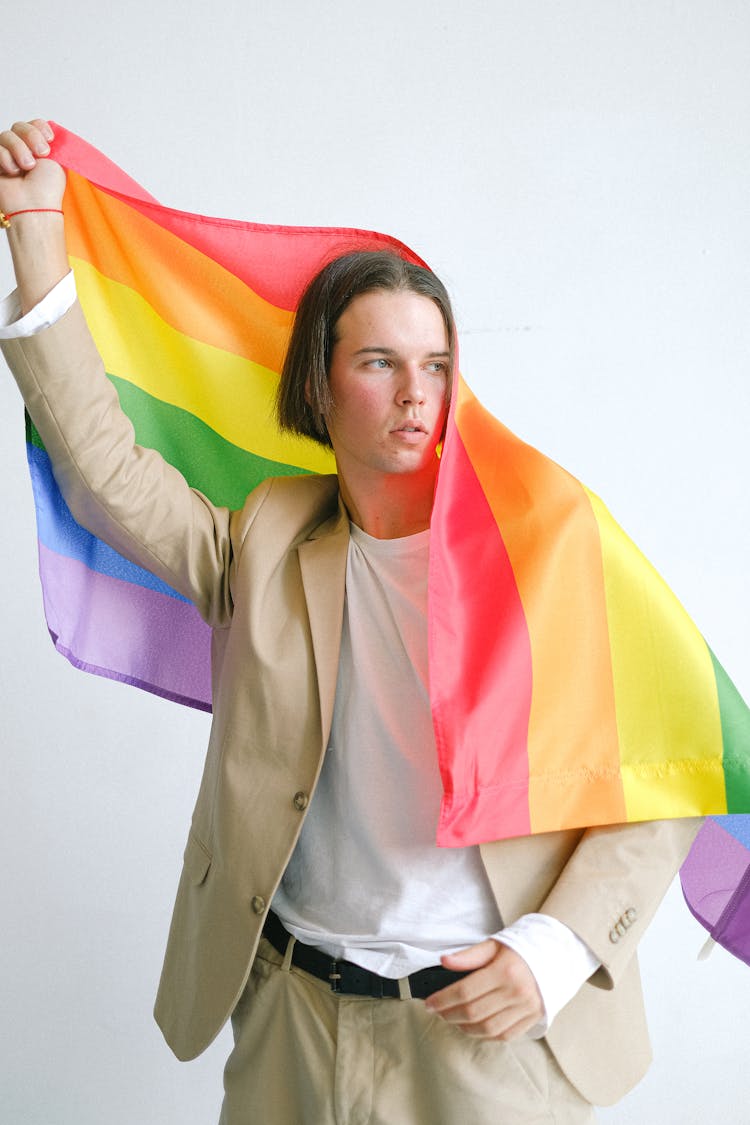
[324, 289, 450, 492]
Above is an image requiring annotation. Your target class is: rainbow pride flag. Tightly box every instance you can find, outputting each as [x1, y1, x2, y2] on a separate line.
[31, 124, 425, 709]
[11, 128, 750, 937]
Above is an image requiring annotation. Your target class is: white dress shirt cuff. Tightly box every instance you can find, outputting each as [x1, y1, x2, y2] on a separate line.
[493, 913, 601, 1038]
[0, 271, 77, 338]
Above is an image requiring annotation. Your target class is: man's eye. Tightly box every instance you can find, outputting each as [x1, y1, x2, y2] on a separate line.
[368, 358, 390, 369]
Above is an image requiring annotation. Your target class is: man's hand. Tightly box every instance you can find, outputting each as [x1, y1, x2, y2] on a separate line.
[0, 119, 69, 313]
[0, 120, 65, 213]
[424, 939, 545, 1041]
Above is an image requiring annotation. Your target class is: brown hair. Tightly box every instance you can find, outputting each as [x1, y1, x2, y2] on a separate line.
[276, 250, 455, 448]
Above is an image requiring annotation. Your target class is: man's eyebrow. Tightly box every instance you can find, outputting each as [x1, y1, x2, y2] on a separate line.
[351, 347, 451, 358]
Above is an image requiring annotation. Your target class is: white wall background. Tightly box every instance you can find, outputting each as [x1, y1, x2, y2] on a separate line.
[1, 2, 748, 1122]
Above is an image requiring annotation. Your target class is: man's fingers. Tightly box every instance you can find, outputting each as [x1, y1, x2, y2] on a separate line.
[429, 981, 541, 1041]
[0, 131, 24, 174]
[459, 1009, 542, 1043]
[426, 969, 505, 1021]
[440, 938, 499, 972]
[0, 120, 53, 176]
[28, 119, 55, 144]
[428, 942, 528, 1012]
[430, 984, 507, 1025]
[425, 942, 545, 1041]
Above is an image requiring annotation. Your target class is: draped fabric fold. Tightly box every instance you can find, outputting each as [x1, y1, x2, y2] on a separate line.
[15, 124, 750, 963]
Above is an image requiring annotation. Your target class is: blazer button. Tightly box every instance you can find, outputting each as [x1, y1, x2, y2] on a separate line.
[625, 908, 637, 924]
[251, 895, 266, 915]
[609, 928, 620, 944]
[293, 791, 310, 811]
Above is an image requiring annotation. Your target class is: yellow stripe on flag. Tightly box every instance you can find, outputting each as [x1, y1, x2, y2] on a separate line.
[586, 489, 727, 818]
[73, 258, 335, 476]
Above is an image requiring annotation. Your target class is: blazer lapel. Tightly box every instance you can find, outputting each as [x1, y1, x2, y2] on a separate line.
[298, 502, 350, 750]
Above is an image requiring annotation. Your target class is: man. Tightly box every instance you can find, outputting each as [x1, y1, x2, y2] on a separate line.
[0, 119, 699, 1123]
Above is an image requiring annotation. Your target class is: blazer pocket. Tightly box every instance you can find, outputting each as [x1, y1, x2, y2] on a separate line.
[183, 831, 212, 886]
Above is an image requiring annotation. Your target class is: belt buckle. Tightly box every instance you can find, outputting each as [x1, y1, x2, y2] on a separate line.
[328, 960, 342, 993]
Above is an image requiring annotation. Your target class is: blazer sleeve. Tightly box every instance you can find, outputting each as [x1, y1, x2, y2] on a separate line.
[539, 815, 703, 989]
[1, 299, 264, 628]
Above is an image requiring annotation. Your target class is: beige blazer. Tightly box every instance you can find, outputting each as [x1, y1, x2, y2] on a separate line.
[2, 304, 700, 1107]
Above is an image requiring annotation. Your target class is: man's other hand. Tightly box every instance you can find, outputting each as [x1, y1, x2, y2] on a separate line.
[424, 939, 544, 1041]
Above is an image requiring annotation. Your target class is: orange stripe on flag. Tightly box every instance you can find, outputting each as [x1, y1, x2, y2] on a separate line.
[454, 380, 627, 831]
[63, 172, 293, 374]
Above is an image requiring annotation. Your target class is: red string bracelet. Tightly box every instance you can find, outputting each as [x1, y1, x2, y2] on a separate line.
[0, 207, 64, 229]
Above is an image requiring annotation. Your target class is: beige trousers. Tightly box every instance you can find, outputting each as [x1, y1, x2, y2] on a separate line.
[218, 936, 595, 1125]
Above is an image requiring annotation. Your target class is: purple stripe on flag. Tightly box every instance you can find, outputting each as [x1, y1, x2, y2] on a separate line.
[38, 543, 211, 709]
[681, 818, 750, 929]
[712, 866, 750, 965]
[681, 816, 750, 965]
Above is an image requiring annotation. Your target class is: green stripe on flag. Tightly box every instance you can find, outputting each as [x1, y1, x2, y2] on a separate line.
[24, 379, 312, 510]
[710, 648, 750, 812]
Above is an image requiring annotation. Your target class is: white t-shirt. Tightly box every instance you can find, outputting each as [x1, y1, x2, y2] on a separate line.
[273, 524, 504, 977]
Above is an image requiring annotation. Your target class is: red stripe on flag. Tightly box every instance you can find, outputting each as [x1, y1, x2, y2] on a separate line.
[51, 123, 428, 311]
[51, 123, 157, 203]
[103, 197, 427, 310]
[430, 425, 533, 844]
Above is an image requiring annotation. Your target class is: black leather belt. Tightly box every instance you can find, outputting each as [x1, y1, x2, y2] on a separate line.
[263, 911, 469, 999]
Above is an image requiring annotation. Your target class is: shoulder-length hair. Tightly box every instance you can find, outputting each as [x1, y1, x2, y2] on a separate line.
[276, 249, 455, 448]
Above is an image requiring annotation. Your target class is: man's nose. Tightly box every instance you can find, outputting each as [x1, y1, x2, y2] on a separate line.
[396, 364, 426, 404]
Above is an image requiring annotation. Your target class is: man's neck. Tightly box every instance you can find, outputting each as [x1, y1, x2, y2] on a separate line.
[337, 471, 435, 540]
